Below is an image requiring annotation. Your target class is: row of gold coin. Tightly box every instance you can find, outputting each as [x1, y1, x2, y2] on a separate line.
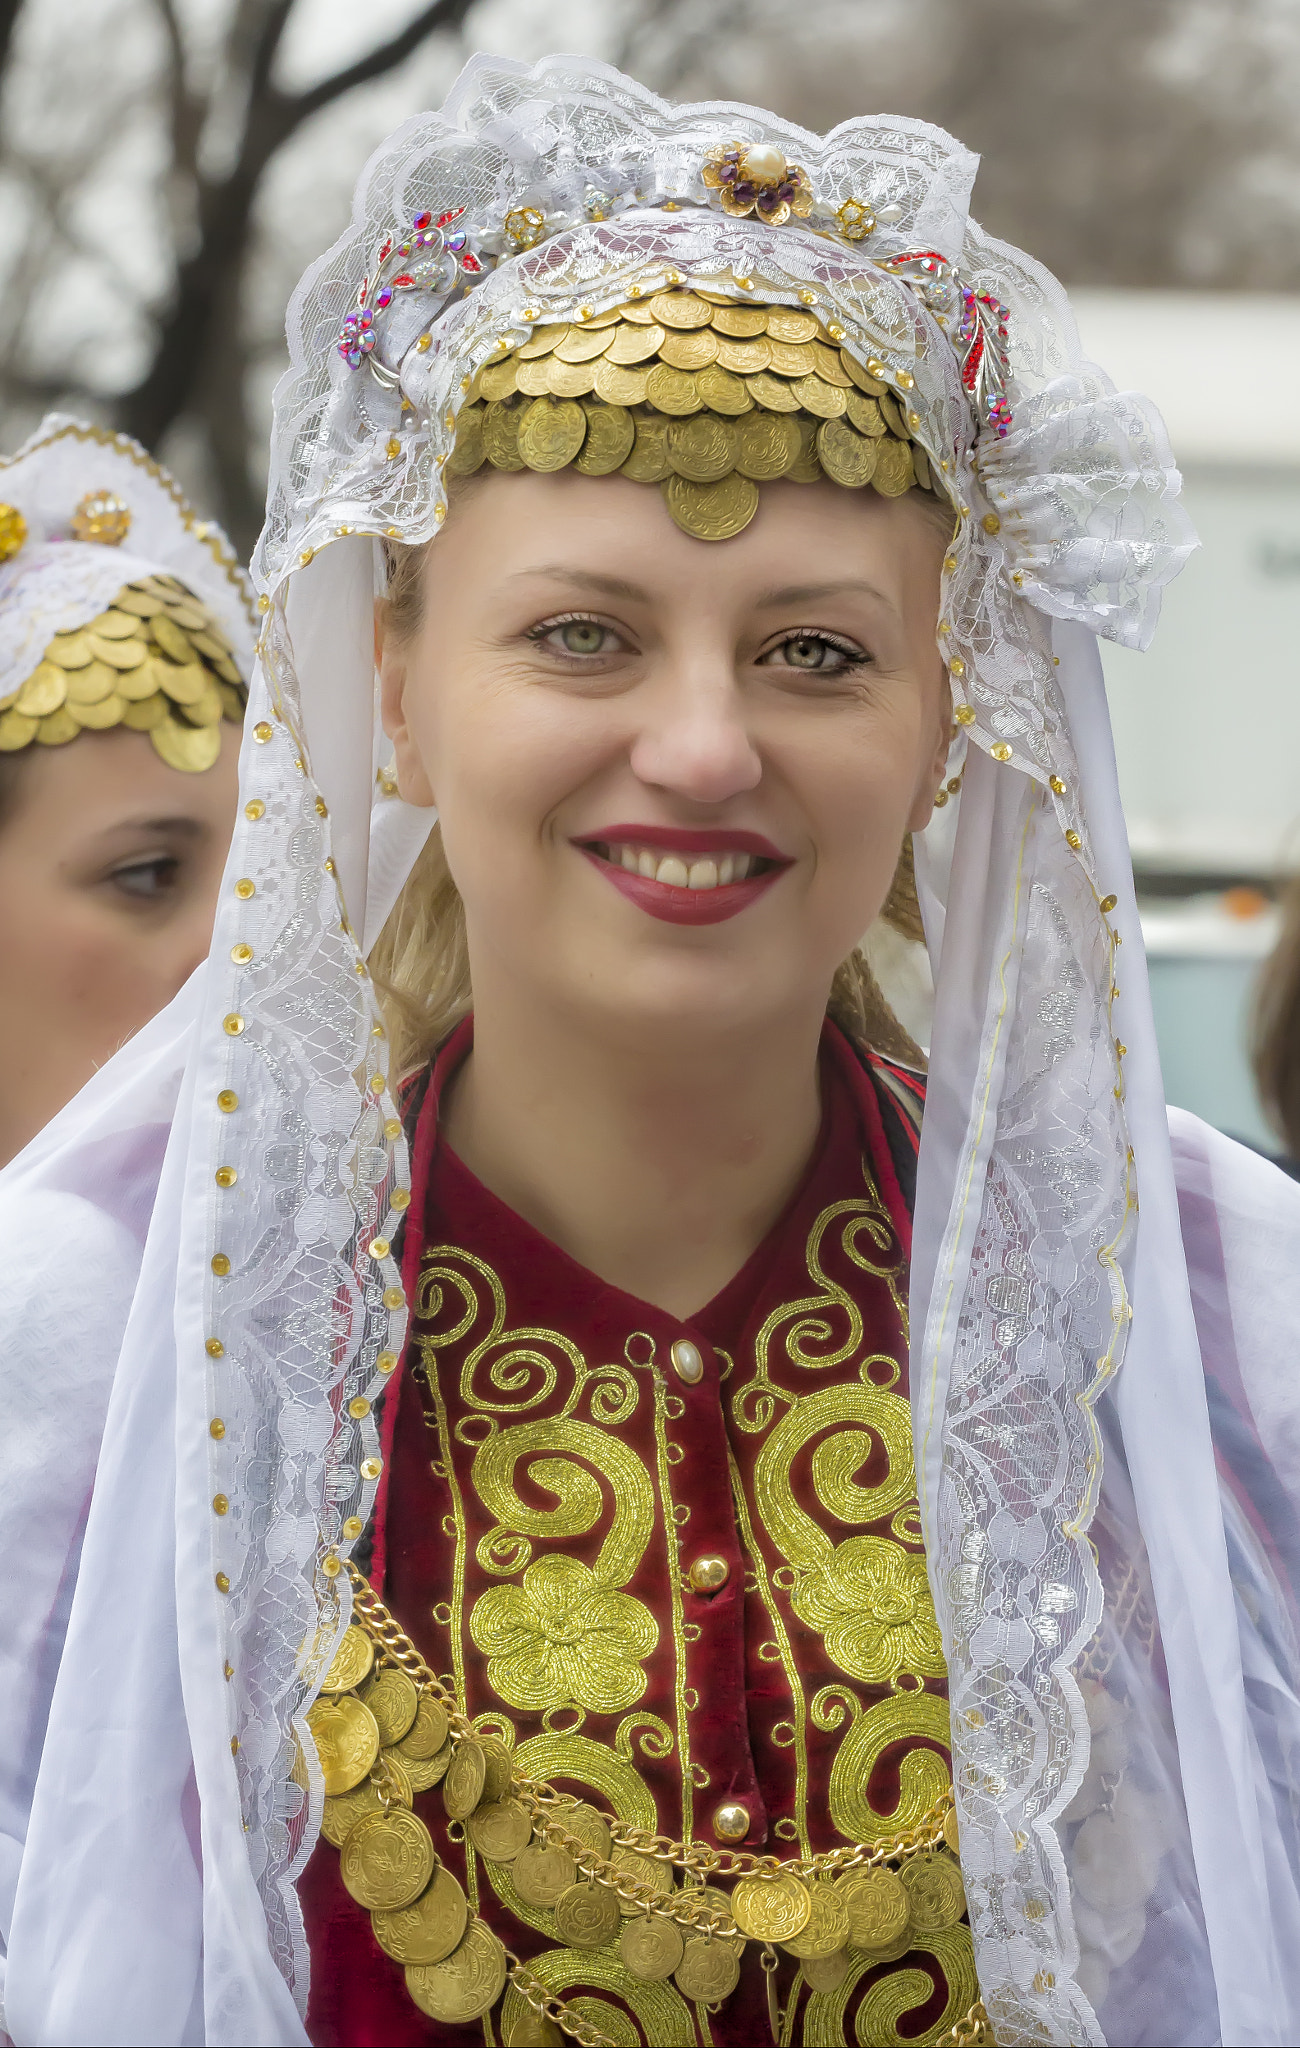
[447, 289, 934, 541]
[307, 1614, 967, 2034]
[0, 574, 246, 771]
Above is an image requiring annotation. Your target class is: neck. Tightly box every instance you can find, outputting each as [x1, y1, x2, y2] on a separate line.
[441, 974, 825, 1320]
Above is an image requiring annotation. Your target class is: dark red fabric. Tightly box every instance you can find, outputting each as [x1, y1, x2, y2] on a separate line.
[303, 1022, 950, 2047]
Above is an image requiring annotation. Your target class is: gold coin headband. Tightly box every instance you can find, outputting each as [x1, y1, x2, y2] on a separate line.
[0, 573, 247, 772]
[448, 289, 940, 542]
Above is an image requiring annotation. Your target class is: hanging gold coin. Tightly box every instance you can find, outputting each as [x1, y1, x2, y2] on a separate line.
[503, 2007, 563, 2047]
[372, 1864, 469, 1966]
[467, 1796, 533, 1863]
[674, 1932, 742, 2003]
[482, 404, 525, 472]
[401, 1742, 452, 1794]
[834, 1867, 911, 1952]
[512, 1838, 577, 1909]
[621, 414, 671, 482]
[575, 401, 635, 475]
[735, 412, 801, 481]
[593, 360, 651, 407]
[731, 1870, 812, 1943]
[15, 663, 68, 717]
[339, 1805, 436, 1912]
[817, 418, 878, 488]
[447, 406, 487, 473]
[605, 321, 665, 365]
[766, 339, 816, 379]
[307, 1694, 381, 1796]
[320, 1753, 413, 1848]
[872, 438, 915, 496]
[715, 335, 772, 375]
[545, 357, 599, 399]
[900, 1851, 967, 1932]
[649, 290, 712, 330]
[659, 327, 718, 372]
[766, 308, 820, 345]
[661, 473, 759, 542]
[666, 413, 737, 482]
[695, 364, 752, 415]
[557, 1801, 612, 1860]
[781, 1879, 851, 1960]
[405, 1917, 508, 2024]
[554, 1880, 622, 1950]
[710, 305, 768, 338]
[612, 1845, 674, 1915]
[800, 1948, 852, 1993]
[517, 324, 569, 361]
[745, 372, 800, 414]
[361, 1666, 419, 1746]
[555, 325, 616, 364]
[442, 1738, 486, 1820]
[620, 1912, 685, 1982]
[518, 398, 588, 472]
[645, 365, 702, 416]
[398, 1691, 449, 1760]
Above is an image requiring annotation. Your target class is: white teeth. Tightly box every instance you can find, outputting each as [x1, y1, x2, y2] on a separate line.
[686, 859, 718, 890]
[718, 854, 734, 886]
[606, 844, 762, 889]
[620, 845, 639, 872]
[655, 855, 689, 887]
[638, 848, 657, 879]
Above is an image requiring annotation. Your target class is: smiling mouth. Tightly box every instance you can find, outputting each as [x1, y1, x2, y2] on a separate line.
[583, 840, 779, 891]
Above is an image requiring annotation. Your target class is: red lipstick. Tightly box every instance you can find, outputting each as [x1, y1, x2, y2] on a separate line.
[574, 825, 793, 927]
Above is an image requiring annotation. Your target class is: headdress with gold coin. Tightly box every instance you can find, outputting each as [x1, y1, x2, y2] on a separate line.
[0, 414, 255, 771]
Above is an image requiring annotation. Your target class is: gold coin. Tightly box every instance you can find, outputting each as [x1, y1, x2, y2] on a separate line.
[121, 694, 168, 731]
[44, 633, 93, 670]
[139, 573, 184, 597]
[15, 662, 68, 717]
[214, 654, 243, 686]
[406, 1917, 507, 2024]
[872, 438, 915, 496]
[479, 1736, 513, 1804]
[649, 290, 712, 330]
[840, 351, 888, 395]
[645, 364, 701, 416]
[554, 1879, 622, 1950]
[746, 372, 800, 414]
[162, 599, 208, 631]
[877, 392, 907, 436]
[618, 300, 657, 324]
[835, 1867, 911, 1952]
[115, 589, 165, 618]
[791, 374, 847, 420]
[307, 1694, 381, 1796]
[372, 1864, 469, 1965]
[788, 417, 822, 483]
[514, 357, 553, 397]
[715, 335, 771, 376]
[478, 358, 520, 401]
[901, 1851, 967, 1931]
[36, 707, 80, 745]
[150, 614, 193, 665]
[800, 1949, 851, 1992]
[766, 307, 820, 345]
[89, 633, 148, 671]
[735, 412, 801, 480]
[731, 1870, 811, 1942]
[710, 305, 768, 338]
[442, 1738, 486, 1820]
[846, 391, 886, 436]
[219, 683, 244, 722]
[398, 1691, 449, 1760]
[593, 359, 651, 407]
[157, 659, 208, 706]
[183, 680, 224, 728]
[659, 328, 718, 372]
[555, 325, 615, 364]
[576, 401, 635, 476]
[781, 1880, 850, 1959]
[503, 2009, 562, 2047]
[0, 708, 38, 749]
[518, 397, 588, 472]
[913, 446, 935, 490]
[320, 1753, 413, 1846]
[612, 1845, 674, 1915]
[90, 608, 143, 641]
[674, 1933, 741, 2003]
[620, 1913, 685, 1982]
[662, 472, 760, 542]
[583, 306, 624, 328]
[152, 717, 223, 771]
[69, 690, 126, 729]
[447, 405, 486, 476]
[512, 1837, 577, 1908]
[766, 340, 816, 379]
[817, 417, 878, 488]
[810, 340, 853, 387]
[402, 1742, 452, 1793]
[517, 323, 570, 360]
[482, 403, 525, 472]
[340, 1804, 435, 1912]
[943, 1806, 961, 1858]
[545, 357, 598, 399]
[621, 413, 671, 481]
[695, 364, 752, 415]
[190, 631, 230, 665]
[605, 322, 664, 365]
[666, 413, 737, 482]
[361, 1666, 419, 1746]
[468, 1796, 533, 1862]
[559, 1801, 612, 1859]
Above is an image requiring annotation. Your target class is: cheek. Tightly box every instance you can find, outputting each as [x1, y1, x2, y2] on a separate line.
[430, 682, 614, 891]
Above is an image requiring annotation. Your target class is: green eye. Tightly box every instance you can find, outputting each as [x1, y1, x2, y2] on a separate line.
[560, 619, 606, 655]
[784, 636, 830, 669]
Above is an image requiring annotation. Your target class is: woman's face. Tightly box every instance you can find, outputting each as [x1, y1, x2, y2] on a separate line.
[380, 470, 950, 1047]
[0, 723, 241, 1164]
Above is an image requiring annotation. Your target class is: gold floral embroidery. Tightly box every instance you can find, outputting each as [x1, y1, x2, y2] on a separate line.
[793, 1536, 946, 1686]
[470, 1554, 658, 1712]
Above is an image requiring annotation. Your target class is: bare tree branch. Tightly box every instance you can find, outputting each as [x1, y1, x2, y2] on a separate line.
[280, 0, 475, 134]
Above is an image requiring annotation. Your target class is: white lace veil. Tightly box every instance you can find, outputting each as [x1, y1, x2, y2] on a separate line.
[4, 51, 1299, 2048]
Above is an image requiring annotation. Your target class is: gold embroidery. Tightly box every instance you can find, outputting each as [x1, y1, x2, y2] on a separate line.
[805, 1925, 980, 2047]
[814, 1689, 953, 1843]
[470, 1556, 658, 1712]
[728, 1446, 814, 1856]
[500, 1945, 695, 2046]
[649, 1355, 698, 1847]
[793, 1537, 945, 1687]
[471, 1417, 657, 1585]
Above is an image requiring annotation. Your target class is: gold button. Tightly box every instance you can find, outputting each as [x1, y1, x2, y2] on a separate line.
[212, 1493, 229, 1515]
[215, 1572, 230, 1593]
[689, 1555, 730, 1594]
[211, 1253, 231, 1276]
[234, 878, 255, 900]
[670, 1338, 703, 1385]
[361, 1457, 382, 1480]
[217, 1090, 238, 1113]
[376, 1350, 398, 1374]
[215, 1166, 237, 1188]
[712, 1801, 750, 1843]
[209, 1417, 225, 1439]
[348, 1396, 371, 1418]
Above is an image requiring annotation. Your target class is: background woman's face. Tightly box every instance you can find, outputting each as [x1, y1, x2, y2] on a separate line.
[380, 469, 950, 1046]
[0, 723, 241, 1165]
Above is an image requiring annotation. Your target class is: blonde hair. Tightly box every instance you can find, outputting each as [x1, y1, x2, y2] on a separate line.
[369, 539, 929, 1077]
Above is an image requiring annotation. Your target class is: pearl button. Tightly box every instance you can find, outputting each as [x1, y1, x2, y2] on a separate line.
[712, 1800, 750, 1843]
[688, 1555, 730, 1594]
[670, 1338, 703, 1384]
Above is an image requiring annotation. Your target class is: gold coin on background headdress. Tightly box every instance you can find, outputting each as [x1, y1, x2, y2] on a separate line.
[517, 323, 570, 360]
[912, 446, 935, 490]
[714, 335, 771, 376]
[800, 1949, 852, 1992]
[810, 340, 853, 387]
[766, 307, 820, 345]
[184, 681, 226, 728]
[872, 438, 915, 496]
[339, 1804, 435, 1911]
[846, 391, 886, 436]
[399, 1691, 449, 1760]
[0, 708, 39, 749]
[161, 598, 209, 631]
[791, 374, 847, 420]
[645, 364, 702, 416]
[89, 633, 147, 671]
[36, 707, 79, 745]
[765, 339, 816, 379]
[190, 622, 233, 659]
[555, 326, 615, 364]
[593, 359, 651, 407]
[90, 608, 143, 640]
[307, 1693, 381, 1795]
[157, 660, 208, 706]
[876, 392, 907, 436]
[575, 401, 635, 475]
[663, 472, 760, 541]
[900, 1852, 967, 1931]
[442, 1738, 486, 1820]
[619, 300, 656, 324]
[149, 613, 193, 665]
[788, 417, 822, 484]
[674, 1933, 742, 2003]
[605, 322, 664, 365]
[583, 305, 624, 329]
[218, 684, 244, 720]
[361, 1666, 419, 1746]
[446, 404, 486, 475]
[44, 633, 93, 670]
[620, 1912, 685, 1982]
[554, 1880, 622, 1950]
[621, 414, 671, 482]
[834, 1867, 911, 1952]
[214, 653, 242, 686]
[695, 364, 752, 415]
[649, 290, 712, 330]
[152, 717, 223, 772]
[116, 587, 165, 618]
[15, 662, 68, 718]
[69, 691, 127, 730]
[817, 417, 878, 488]
[406, 1917, 508, 2024]
[659, 327, 718, 373]
[512, 1837, 577, 1908]
[467, 1796, 533, 1862]
[401, 1741, 452, 1793]
[122, 695, 168, 732]
[612, 1845, 675, 1914]
[840, 351, 888, 396]
[514, 358, 553, 398]
[666, 413, 737, 482]
[483, 404, 526, 472]
[477, 359, 519, 402]
[320, 1752, 414, 1845]
[710, 304, 769, 338]
[372, 1864, 469, 1966]
[731, 1870, 812, 1942]
[781, 1879, 851, 1959]
[746, 372, 800, 414]
[734, 412, 801, 481]
[545, 357, 599, 399]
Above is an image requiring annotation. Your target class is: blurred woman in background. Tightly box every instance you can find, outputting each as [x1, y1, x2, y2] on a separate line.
[1251, 879, 1300, 1173]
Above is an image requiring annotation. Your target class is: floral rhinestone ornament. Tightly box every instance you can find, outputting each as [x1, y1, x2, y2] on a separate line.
[701, 139, 814, 225]
[337, 207, 483, 378]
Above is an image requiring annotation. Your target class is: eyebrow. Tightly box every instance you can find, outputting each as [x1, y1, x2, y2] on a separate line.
[508, 567, 652, 602]
[507, 568, 899, 615]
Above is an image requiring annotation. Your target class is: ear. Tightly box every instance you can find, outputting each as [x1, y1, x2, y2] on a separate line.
[376, 597, 437, 809]
[906, 670, 954, 833]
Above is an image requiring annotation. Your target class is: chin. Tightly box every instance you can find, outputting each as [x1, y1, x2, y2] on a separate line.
[562, 946, 802, 1043]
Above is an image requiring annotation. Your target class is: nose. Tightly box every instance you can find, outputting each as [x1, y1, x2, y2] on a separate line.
[627, 661, 762, 807]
